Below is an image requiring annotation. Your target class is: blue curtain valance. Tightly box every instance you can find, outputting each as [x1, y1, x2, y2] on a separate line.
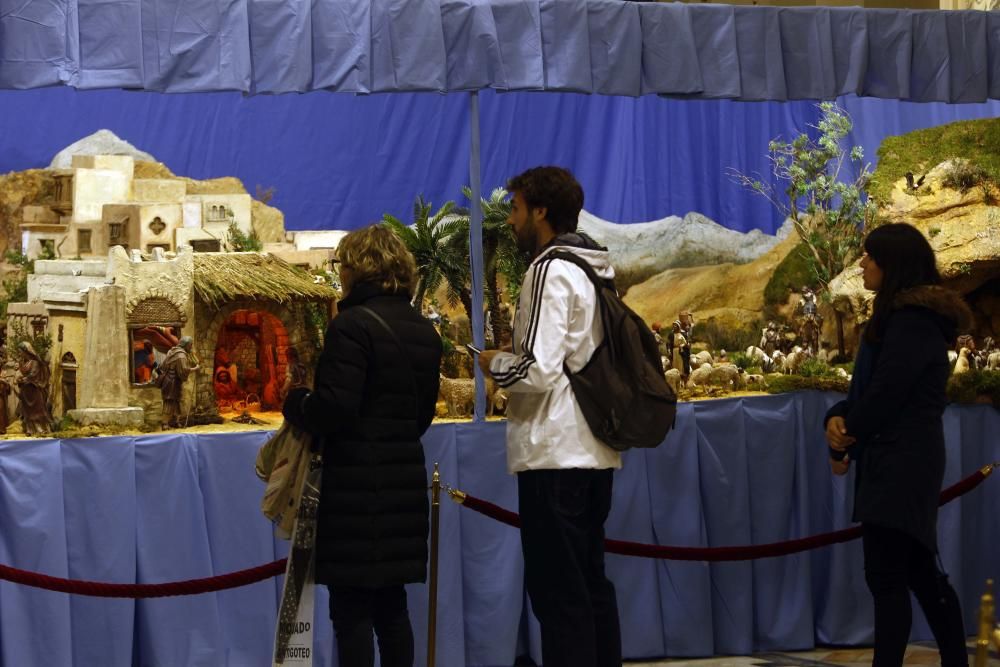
[2, 0, 999, 101]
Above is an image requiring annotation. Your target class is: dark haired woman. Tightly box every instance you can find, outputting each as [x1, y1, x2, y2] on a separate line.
[825, 223, 971, 667]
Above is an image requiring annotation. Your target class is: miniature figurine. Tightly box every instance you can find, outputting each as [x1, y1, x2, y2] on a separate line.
[213, 367, 241, 400]
[156, 336, 200, 429]
[281, 346, 309, 399]
[651, 322, 669, 365]
[0, 373, 10, 435]
[670, 310, 694, 378]
[133, 340, 156, 384]
[760, 321, 780, 356]
[15, 341, 53, 435]
[795, 287, 823, 354]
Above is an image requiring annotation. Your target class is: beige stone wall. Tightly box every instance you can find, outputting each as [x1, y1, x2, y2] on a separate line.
[22, 206, 59, 224]
[265, 247, 337, 271]
[132, 179, 186, 204]
[136, 203, 182, 252]
[108, 246, 195, 324]
[48, 312, 87, 418]
[102, 204, 140, 251]
[65, 222, 104, 258]
[72, 168, 133, 224]
[107, 247, 199, 425]
[184, 194, 253, 245]
[78, 285, 130, 409]
[71, 155, 135, 177]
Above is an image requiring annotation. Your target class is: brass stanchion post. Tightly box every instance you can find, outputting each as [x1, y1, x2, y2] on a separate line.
[975, 579, 998, 667]
[427, 463, 441, 667]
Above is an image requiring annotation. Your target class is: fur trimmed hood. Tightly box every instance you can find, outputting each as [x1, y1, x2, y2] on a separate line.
[892, 285, 974, 334]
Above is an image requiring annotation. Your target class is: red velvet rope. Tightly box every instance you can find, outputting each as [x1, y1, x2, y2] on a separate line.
[0, 558, 287, 598]
[454, 464, 995, 562]
[0, 465, 990, 597]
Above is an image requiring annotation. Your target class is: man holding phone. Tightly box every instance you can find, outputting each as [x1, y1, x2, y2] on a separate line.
[477, 166, 621, 667]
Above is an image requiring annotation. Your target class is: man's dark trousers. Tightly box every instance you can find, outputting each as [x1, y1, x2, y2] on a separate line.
[518, 468, 621, 667]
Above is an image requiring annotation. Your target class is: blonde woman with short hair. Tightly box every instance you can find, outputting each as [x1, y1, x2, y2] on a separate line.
[283, 223, 443, 667]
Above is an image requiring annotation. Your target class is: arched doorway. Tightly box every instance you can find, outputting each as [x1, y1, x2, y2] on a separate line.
[213, 309, 290, 414]
[60, 352, 77, 414]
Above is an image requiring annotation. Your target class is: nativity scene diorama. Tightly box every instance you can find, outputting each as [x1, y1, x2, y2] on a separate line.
[2, 107, 1000, 436]
[0, 133, 338, 433]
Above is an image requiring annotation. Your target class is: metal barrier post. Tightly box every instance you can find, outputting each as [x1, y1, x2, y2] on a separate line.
[427, 463, 441, 667]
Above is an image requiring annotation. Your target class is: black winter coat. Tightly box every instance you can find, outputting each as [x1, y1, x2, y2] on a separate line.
[825, 286, 972, 552]
[286, 281, 442, 587]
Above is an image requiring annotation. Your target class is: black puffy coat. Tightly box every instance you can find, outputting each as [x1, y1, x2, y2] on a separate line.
[825, 286, 972, 552]
[287, 281, 442, 587]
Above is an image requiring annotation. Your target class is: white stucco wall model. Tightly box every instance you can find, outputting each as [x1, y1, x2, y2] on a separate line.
[72, 168, 133, 224]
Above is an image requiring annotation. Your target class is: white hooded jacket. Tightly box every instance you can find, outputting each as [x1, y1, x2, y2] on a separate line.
[489, 236, 622, 474]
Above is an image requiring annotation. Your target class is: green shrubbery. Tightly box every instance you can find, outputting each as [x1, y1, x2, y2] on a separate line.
[870, 117, 1000, 204]
[947, 370, 1000, 408]
[764, 241, 816, 308]
[690, 318, 762, 355]
[765, 374, 849, 395]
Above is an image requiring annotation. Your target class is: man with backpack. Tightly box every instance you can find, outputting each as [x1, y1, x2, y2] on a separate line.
[477, 166, 623, 667]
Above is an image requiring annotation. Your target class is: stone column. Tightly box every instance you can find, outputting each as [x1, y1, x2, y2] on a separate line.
[68, 284, 144, 427]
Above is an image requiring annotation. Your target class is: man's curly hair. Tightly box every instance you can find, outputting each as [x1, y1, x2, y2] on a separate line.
[506, 166, 584, 234]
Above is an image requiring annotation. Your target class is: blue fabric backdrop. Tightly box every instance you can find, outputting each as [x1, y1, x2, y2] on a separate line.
[5, 1, 1000, 102]
[0, 393, 997, 666]
[2, 88, 1000, 233]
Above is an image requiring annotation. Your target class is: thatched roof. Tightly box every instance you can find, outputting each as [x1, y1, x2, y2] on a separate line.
[192, 252, 337, 308]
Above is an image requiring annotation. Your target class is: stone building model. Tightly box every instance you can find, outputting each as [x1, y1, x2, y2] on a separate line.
[13, 247, 336, 428]
[19, 155, 252, 259]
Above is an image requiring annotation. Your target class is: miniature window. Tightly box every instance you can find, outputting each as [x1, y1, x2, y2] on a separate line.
[39, 239, 55, 256]
[148, 217, 166, 235]
[191, 239, 221, 253]
[146, 243, 170, 254]
[77, 230, 92, 253]
[127, 298, 185, 387]
[108, 221, 126, 249]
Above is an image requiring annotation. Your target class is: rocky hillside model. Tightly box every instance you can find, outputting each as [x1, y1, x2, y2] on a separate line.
[624, 230, 798, 332]
[831, 117, 1000, 342]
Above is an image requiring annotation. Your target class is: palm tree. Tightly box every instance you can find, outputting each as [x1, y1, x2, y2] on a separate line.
[382, 196, 471, 318]
[452, 187, 528, 348]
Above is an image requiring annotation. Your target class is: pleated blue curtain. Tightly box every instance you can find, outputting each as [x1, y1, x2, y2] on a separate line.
[5, 1, 1000, 102]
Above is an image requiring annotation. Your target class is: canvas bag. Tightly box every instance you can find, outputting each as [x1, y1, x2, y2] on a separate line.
[256, 423, 314, 538]
[549, 250, 677, 451]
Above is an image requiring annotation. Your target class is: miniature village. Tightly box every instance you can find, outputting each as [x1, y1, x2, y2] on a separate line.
[2, 112, 1000, 436]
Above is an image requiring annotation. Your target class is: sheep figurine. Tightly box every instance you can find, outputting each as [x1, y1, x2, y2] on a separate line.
[687, 363, 714, 387]
[664, 368, 683, 394]
[439, 375, 503, 417]
[708, 363, 745, 390]
[746, 346, 774, 373]
[770, 350, 786, 372]
[988, 351, 1000, 371]
[692, 350, 714, 367]
[745, 374, 767, 389]
[782, 346, 811, 375]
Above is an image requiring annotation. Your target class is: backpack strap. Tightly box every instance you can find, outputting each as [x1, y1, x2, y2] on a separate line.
[357, 305, 422, 435]
[546, 249, 615, 365]
[546, 249, 615, 292]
